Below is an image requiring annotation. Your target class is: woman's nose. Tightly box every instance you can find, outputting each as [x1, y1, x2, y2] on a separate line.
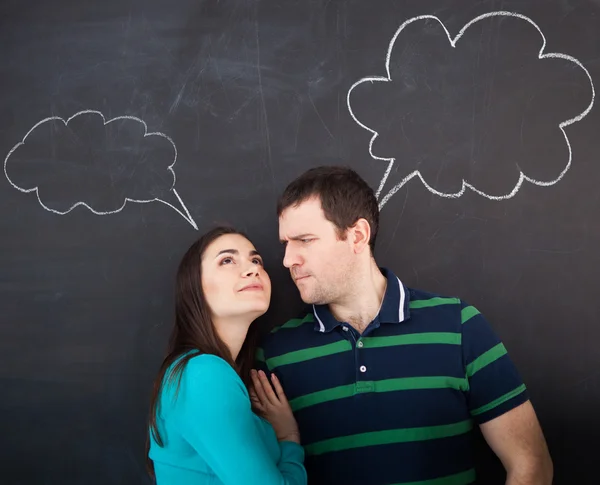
[243, 264, 260, 277]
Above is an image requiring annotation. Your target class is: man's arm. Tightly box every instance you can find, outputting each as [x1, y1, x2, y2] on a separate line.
[479, 400, 553, 485]
[460, 301, 553, 484]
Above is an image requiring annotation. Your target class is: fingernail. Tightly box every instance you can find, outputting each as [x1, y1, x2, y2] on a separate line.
[271, 374, 278, 380]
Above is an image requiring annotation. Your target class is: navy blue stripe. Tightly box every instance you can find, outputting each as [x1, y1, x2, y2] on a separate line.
[304, 433, 476, 485]
[273, 339, 467, 403]
[295, 388, 471, 445]
[467, 356, 524, 410]
[472, 387, 529, 424]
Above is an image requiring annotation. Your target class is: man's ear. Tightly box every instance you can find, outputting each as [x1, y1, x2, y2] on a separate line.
[349, 218, 371, 254]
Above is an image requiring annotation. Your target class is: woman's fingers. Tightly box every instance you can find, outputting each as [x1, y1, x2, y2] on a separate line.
[250, 370, 269, 406]
[257, 370, 280, 407]
[249, 386, 260, 405]
[270, 374, 289, 404]
[249, 387, 265, 414]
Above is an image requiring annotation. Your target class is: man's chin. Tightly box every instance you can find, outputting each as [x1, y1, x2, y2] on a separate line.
[295, 282, 324, 305]
[298, 290, 315, 305]
[299, 291, 324, 306]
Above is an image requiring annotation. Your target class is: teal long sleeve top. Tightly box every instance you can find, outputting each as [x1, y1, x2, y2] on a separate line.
[148, 353, 307, 485]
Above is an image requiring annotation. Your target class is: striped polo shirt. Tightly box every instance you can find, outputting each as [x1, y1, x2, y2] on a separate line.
[256, 267, 528, 485]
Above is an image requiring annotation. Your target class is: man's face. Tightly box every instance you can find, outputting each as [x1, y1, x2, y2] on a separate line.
[279, 196, 354, 305]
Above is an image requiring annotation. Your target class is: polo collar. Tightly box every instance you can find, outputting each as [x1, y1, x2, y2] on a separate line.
[313, 267, 411, 333]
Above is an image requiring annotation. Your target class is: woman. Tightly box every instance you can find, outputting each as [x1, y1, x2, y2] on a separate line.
[146, 226, 306, 485]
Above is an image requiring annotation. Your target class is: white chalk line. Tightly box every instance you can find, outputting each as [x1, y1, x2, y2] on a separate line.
[3, 109, 198, 230]
[346, 11, 596, 209]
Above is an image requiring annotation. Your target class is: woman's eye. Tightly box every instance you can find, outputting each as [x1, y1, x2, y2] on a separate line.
[252, 258, 263, 266]
[220, 257, 233, 265]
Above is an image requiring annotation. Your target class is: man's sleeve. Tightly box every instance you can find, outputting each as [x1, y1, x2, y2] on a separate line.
[460, 300, 529, 424]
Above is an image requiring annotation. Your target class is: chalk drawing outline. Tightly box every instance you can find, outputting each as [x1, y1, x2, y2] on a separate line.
[3, 109, 198, 229]
[346, 11, 596, 209]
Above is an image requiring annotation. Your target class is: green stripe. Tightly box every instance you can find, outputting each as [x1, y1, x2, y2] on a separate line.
[291, 383, 354, 411]
[305, 419, 473, 456]
[471, 384, 527, 416]
[410, 297, 460, 309]
[255, 347, 265, 363]
[375, 376, 468, 393]
[266, 340, 352, 369]
[290, 376, 469, 412]
[270, 314, 315, 334]
[461, 306, 480, 324]
[391, 468, 476, 485]
[466, 343, 507, 377]
[362, 332, 461, 349]
[265, 331, 461, 370]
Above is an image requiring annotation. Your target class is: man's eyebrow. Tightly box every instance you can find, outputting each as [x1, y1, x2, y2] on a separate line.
[280, 234, 315, 243]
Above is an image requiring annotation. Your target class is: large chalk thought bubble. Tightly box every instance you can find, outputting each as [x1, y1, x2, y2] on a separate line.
[4, 110, 197, 229]
[347, 11, 595, 209]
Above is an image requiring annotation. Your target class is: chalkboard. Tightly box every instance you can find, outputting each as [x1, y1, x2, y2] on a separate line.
[1, 0, 598, 483]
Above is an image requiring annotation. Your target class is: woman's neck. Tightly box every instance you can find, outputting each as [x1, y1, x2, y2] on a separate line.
[213, 316, 252, 361]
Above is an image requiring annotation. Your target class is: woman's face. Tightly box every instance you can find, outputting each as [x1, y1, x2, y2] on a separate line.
[201, 233, 271, 321]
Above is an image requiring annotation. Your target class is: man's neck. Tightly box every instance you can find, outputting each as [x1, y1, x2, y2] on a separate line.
[328, 262, 388, 334]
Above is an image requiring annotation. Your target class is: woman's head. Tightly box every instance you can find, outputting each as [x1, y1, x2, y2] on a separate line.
[147, 226, 270, 473]
[174, 226, 271, 348]
[200, 230, 271, 323]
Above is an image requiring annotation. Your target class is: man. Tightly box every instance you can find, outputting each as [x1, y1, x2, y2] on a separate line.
[257, 166, 553, 485]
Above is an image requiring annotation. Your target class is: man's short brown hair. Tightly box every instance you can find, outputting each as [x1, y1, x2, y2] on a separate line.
[277, 166, 379, 252]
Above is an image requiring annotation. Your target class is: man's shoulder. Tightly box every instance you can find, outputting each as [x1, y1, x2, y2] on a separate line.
[270, 308, 316, 335]
[258, 307, 317, 354]
[406, 286, 490, 330]
[406, 286, 466, 308]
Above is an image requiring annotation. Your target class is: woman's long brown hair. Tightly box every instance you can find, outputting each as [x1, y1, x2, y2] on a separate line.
[145, 226, 261, 477]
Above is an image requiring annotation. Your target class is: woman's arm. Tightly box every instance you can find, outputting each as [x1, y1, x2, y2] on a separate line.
[175, 354, 307, 485]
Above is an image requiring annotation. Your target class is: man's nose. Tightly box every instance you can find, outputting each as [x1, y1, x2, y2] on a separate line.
[283, 245, 299, 268]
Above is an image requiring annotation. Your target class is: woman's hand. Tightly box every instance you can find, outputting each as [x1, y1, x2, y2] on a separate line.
[249, 369, 301, 445]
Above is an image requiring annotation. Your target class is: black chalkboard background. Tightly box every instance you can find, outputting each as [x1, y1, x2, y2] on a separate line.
[1, 0, 598, 483]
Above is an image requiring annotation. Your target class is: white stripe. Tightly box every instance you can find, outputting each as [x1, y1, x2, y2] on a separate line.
[312, 305, 326, 332]
[396, 276, 406, 322]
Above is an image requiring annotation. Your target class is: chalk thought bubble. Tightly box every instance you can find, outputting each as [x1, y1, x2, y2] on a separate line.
[4, 110, 197, 229]
[347, 11, 595, 208]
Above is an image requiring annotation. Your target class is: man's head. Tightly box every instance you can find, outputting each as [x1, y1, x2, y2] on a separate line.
[277, 166, 379, 305]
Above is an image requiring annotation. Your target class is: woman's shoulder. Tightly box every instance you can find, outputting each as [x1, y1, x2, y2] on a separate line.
[176, 352, 243, 389]
[162, 352, 247, 407]
[185, 352, 237, 376]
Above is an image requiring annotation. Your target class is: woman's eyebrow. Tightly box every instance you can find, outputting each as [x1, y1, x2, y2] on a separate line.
[215, 249, 238, 257]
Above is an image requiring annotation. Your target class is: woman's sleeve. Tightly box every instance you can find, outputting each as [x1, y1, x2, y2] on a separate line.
[174, 354, 307, 485]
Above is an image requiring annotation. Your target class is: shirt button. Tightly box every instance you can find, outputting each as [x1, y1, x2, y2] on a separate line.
[360, 365, 367, 373]
[357, 341, 364, 348]
[342, 326, 349, 332]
